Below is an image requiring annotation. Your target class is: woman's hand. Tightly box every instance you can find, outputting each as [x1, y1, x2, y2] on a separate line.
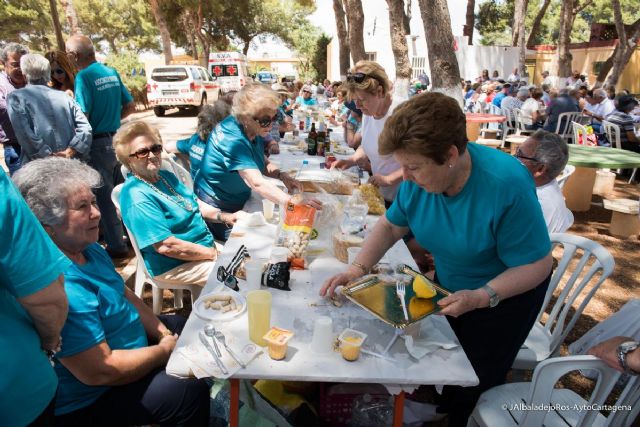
[437, 288, 488, 318]
[158, 333, 178, 356]
[319, 266, 362, 297]
[330, 158, 355, 170]
[369, 173, 392, 187]
[222, 210, 246, 225]
[279, 173, 305, 194]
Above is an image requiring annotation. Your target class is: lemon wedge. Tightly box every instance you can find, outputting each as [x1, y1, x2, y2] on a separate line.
[413, 275, 437, 299]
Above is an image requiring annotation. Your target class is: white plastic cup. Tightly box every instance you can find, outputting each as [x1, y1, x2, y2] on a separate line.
[262, 199, 275, 220]
[310, 316, 333, 354]
[347, 247, 362, 265]
[244, 260, 264, 291]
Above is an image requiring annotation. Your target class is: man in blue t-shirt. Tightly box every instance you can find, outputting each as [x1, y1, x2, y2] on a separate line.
[66, 35, 134, 258]
[0, 170, 71, 426]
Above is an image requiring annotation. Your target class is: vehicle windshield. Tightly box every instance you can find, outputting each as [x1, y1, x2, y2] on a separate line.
[151, 67, 189, 82]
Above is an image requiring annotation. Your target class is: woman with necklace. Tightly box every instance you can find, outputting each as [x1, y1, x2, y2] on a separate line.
[194, 83, 320, 241]
[322, 93, 553, 427]
[13, 157, 211, 425]
[115, 121, 230, 288]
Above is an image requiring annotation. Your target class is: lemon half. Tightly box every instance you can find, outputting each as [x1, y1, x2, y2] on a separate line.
[413, 275, 437, 299]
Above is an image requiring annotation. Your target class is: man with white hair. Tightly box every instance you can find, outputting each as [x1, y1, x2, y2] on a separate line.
[501, 86, 529, 112]
[583, 88, 615, 133]
[65, 34, 133, 258]
[7, 54, 92, 164]
[515, 130, 574, 233]
[0, 42, 29, 174]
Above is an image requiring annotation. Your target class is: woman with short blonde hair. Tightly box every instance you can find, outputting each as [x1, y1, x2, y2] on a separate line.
[194, 83, 317, 241]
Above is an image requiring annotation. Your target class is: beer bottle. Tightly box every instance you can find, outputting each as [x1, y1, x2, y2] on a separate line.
[317, 130, 326, 156]
[307, 123, 317, 155]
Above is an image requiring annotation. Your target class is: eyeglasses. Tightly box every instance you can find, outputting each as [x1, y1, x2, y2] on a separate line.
[52, 68, 65, 75]
[216, 266, 239, 290]
[253, 114, 278, 128]
[129, 144, 163, 159]
[514, 147, 539, 163]
[346, 72, 383, 85]
[302, 90, 312, 94]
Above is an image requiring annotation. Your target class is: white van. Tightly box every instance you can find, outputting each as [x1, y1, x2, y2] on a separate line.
[208, 52, 249, 93]
[146, 65, 220, 117]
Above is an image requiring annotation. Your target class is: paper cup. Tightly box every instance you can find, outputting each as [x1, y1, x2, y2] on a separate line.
[262, 199, 275, 220]
[244, 260, 265, 292]
[310, 316, 333, 354]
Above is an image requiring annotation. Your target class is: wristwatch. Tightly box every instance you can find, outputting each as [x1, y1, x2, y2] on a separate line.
[617, 340, 640, 375]
[481, 285, 500, 308]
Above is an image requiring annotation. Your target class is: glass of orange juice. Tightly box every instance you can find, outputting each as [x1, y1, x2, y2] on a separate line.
[247, 290, 272, 346]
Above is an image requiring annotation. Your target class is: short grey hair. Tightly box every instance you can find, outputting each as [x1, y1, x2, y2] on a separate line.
[593, 88, 607, 100]
[1, 42, 29, 63]
[21, 54, 51, 85]
[198, 101, 230, 140]
[12, 157, 102, 226]
[232, 83, 280, 120]
[530, 130, 568, 180]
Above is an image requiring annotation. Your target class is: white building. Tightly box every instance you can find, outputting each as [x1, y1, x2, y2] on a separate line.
[325, 0, 521, 83]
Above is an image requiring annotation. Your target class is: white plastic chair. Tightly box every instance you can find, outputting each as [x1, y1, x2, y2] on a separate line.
[572, 121, 590, 146]
[512, 233, 615, 371]
[555, 112, 583, 142]
[470, 355, 639, 427]
[603, 120, 637, 182]
[512, 108, 533, 136]
[556, 165, 576, 190]
[111, 184, 202, 314]
[121, 156, 193, 190]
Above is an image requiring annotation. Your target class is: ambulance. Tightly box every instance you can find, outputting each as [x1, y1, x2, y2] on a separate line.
[208, 51, 250, 93]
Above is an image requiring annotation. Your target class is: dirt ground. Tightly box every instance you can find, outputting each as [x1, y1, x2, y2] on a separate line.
[114, 176, 640, 426]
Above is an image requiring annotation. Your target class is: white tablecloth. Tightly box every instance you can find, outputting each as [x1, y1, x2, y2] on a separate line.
[166, 190, 479, 391]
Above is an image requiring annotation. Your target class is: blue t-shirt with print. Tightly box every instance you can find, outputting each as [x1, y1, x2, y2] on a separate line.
[120, 170, 213, 276]
[75, 62, 133, 133]
[195, 115, 266, 206]
[176, 133, 207, 180]
[386, 143, 551, 292]
[0, 171, 71, 426]
[492, 92, 506, 107]
[54, 243, 148, 415]
[295, 96, 318, 106]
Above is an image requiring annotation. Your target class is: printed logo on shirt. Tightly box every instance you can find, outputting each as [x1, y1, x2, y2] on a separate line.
[191, 144, 204, 160]
[94, 75, 120, 91]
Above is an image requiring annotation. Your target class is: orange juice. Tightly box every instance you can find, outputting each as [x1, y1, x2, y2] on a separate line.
[247, 290, 272, 346]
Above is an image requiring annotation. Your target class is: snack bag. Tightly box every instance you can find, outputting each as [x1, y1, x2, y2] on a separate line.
[276, 200, 317, 269]
[577, 125, 598, 146]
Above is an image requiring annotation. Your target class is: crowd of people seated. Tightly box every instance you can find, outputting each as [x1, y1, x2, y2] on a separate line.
[2, 44, 638, 427]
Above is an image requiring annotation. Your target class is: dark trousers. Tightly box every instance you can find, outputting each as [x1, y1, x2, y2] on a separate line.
[56, 315, 211, 427]
[28, 396, 56, 427]
[435, 273, 551, 427]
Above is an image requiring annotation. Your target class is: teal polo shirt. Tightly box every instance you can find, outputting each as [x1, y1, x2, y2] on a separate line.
[75, 62, 133, 133]
[0, 171, 71, 426]
[121, 170, 214, 276]
[386, 143, 551, 292]
[195, 115, 266, 206]
[176, 133, 206, 180]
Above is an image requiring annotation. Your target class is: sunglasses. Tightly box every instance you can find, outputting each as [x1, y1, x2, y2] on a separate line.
[52, 68, 65, 75]
[514, 147, 539, 163]
[346, 72, 383, 85]
[129, 144, 163, 159]
[216, 266, 239, 290]
[302, 90, 312, 94]
[253, 114, 278, 128]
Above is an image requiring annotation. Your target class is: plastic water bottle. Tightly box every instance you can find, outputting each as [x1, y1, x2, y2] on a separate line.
[305, 113, 311, 132]
[341, 190, 369, 235]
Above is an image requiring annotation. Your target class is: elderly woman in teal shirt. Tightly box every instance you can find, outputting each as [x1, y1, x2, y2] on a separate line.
[194, 83, 317, 241]
[321, 93, 553, 427]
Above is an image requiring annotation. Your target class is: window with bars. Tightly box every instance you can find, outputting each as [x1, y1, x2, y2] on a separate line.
[365, 52, 377, 62]
[411, 57, 426, 79]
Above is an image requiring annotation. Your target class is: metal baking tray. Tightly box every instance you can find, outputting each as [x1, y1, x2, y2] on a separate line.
[341, 274, 449, 329]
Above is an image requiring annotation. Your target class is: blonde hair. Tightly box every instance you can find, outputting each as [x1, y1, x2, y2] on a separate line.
[113, 121, 162, 167]
[343, 60, 391, 99]
[379, 92, 467, 165]
[232, 83, 280, 121]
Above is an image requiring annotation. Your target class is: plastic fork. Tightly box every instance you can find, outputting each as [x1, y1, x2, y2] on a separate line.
[396, 281, 409, 321]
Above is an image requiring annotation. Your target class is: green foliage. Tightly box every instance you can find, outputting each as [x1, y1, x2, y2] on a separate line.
[105, 50, 147, 106]
[477, 0, 640, 46]
[0, 0, 57, 51]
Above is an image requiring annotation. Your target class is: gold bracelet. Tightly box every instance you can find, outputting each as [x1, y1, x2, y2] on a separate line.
[159, 330, 173, 339]
[351, 261, 369, 274]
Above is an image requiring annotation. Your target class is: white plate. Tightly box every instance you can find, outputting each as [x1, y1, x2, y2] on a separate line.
[194, 289, 246, 321]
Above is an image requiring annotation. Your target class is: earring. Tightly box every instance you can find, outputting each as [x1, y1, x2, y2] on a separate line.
[448, 164, 453, 168]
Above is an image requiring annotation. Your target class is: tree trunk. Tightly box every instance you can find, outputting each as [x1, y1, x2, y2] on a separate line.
[417, 0, 462, 106]
[511, 0, 528, 47]
[58, 0, 80, 35]
[242, 41, 250, 56]
[602, 2, 640, 88]
[556, 0, 575, 78]
[387, 0, 411, 98]
[333, 0, 351, 77]
[149, 0, 173, 64]
[526, 0, 551, 48]
[344, 0, 366, 63]
[49, 0, 65, 51]
[463, 0, 475, 45]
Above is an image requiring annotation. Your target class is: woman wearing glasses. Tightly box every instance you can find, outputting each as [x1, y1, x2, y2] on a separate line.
[331, 61, 405, 204]
[114, 121, 231, 288]
[195, 83, 314, 241]
[293, 84, 318, 108]
[45, 50, 77, 97]
[322, 93, 552, 427]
